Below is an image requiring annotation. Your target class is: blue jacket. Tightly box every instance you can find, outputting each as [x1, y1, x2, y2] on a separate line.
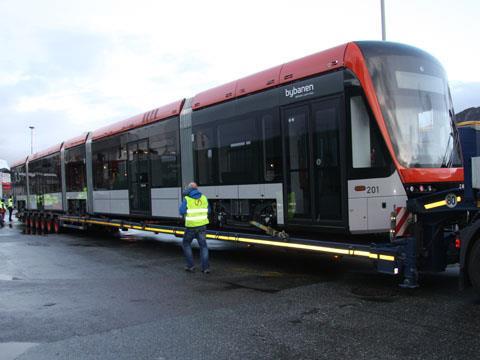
[179, 188, 210, 216]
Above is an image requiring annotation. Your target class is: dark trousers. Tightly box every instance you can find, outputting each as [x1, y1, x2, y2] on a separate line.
[182, 226, 209, 271]
[8, 207, 13, 222]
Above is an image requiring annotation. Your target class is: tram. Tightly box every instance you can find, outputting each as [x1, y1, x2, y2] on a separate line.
[11, 41, 462, 239]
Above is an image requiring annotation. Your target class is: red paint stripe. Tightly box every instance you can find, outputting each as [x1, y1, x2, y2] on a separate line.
[397, 214, 412, 236]
[395, 207, 411, 236]
[396, 213, 408, 233]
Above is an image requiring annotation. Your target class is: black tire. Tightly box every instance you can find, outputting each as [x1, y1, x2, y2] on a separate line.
[468, 240, 480, 293]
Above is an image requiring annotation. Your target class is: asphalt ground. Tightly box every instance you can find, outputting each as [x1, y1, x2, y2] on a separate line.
[0, 219, 479, 360]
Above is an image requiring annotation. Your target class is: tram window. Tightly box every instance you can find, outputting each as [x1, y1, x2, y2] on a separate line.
[40, 155, 61, 194]
[20, 167, 27, 195]
[150, 118, 180, 188]
[65, 146, 86, 192]
[262, 114, 282, 182]
[54, 156, 61, 192]
[193, 126, 217, 185]
[28, 163, 36, 194]
[350, 96, 387, 169]
[12, 166, 27, 196]
[41, 161, 49, 193]
[93, 149, 108, 190]
[218, 117, 259, 184]
[110, 145, 127, 190]
[93, 139, 128, 190]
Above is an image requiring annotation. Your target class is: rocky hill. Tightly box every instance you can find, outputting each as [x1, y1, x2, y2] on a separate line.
[456, 107, 480, 122]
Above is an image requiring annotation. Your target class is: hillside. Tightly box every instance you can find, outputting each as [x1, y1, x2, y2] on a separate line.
[456, 107, 480, 122]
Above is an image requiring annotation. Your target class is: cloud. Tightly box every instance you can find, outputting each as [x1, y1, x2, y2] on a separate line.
[1, 0, 480, 165]
[0, 71, 31, 87]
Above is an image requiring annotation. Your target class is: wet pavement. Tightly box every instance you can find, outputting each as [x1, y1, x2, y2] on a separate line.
[0, 220, 479, 359]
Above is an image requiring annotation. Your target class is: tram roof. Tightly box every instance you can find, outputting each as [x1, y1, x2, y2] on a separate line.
[10, 157, 28, 168]
[191, 43, 348, 110]
[91, 99, 184, 141]
[29, 143, 63, 162]
[64, 133, 89, 150]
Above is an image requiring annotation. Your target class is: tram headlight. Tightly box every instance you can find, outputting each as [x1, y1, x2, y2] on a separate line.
[405, 184, 435, 194]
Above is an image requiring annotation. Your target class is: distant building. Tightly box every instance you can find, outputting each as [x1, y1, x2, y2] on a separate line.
[0, 159, 11, 198]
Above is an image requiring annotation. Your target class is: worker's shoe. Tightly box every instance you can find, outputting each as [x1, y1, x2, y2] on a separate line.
[202, 269, 211, 274]
[184, 266, 195, 273]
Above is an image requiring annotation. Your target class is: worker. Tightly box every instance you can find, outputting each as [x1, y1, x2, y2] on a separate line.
[7, 195, 13, 222]
[0, 198, 5, 228]
[179, 182, 210, 273]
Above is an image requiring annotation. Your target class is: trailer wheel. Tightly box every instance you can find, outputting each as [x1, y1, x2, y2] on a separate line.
[468, 240, 480, 293]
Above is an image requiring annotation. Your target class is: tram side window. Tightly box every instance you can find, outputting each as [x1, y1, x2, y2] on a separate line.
[41, 160, 48, 193]
[28, 163, 38, 195]
[262, 114, 282, 182]
[218, 117, 260, 184]
[45, 158, 54, 193]
[93, 149, 108, 190]
[42, 158, 52, 193]
[13, 166, 27, 196]
[93, 139, 128, 190]
[21, 168, 27, 195]
[65, 146, 86, 192]
[350, 96, 387, 169]
[193, 126, 217, 185]
[150, 118, 180, 188]
[113, 145, 128, 189]
[46, 155, 61, 193]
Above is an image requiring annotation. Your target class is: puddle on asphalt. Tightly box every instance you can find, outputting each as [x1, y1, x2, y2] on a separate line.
[221, 273, 323, 294]
[0, 274, 21, 281]
[350, 286, 400, 302]
[119, 229, 235, 250]
[0, 342, 38, 359]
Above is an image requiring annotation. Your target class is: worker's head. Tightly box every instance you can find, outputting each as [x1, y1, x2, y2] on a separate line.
[183, 182, 198, 195]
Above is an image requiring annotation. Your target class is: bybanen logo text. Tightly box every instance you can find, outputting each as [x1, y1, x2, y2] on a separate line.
[285, 84, 314, 99]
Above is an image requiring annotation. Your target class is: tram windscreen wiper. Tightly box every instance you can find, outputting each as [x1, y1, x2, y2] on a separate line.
[441, 111, 458, 168]
[440, 131, 453, 168]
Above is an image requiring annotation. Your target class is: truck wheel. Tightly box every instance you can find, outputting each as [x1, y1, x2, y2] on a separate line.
[468, 240, 480, 293]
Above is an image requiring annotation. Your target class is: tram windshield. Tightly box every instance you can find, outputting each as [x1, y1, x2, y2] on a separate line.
[358, 42, 461, 168]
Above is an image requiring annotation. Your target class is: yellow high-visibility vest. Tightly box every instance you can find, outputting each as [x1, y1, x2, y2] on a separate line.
[185, 195, 209, 228]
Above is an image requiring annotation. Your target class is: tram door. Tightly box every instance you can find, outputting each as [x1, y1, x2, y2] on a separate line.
[282, 97, 343, 226]
[128, 139, 151, 215]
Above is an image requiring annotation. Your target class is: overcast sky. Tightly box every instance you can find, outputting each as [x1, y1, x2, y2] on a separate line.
[0, 0, 479, 164]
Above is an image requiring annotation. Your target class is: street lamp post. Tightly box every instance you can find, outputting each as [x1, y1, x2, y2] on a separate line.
[381, 0, 386, 41]
[29, 126, 34, 155]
